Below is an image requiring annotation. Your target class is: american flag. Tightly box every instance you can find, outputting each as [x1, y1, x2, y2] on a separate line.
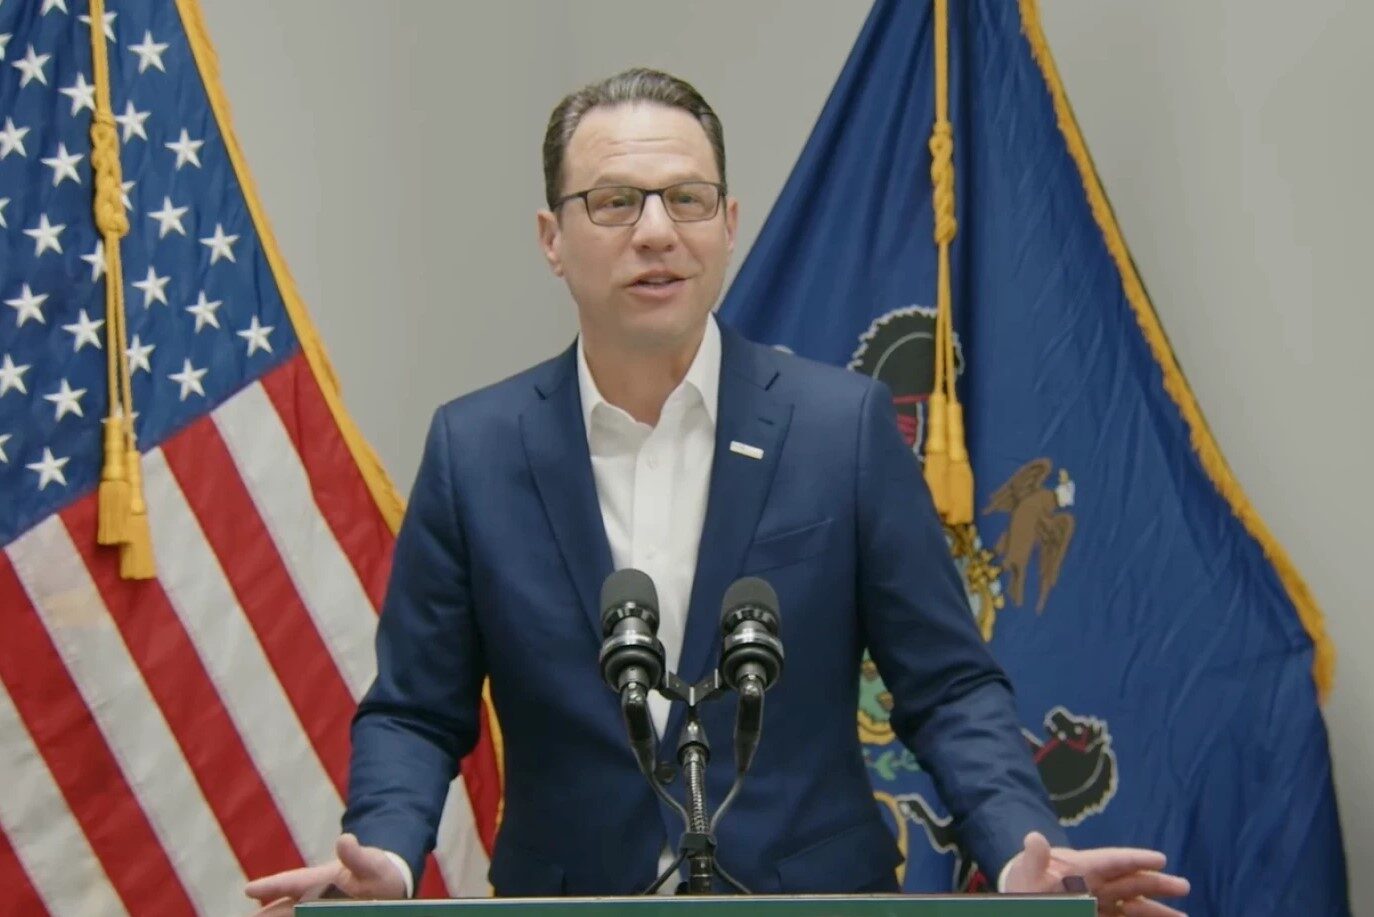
[0, 1, 502, 913]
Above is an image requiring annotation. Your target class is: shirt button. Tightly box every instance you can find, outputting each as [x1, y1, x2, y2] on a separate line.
[655, 761, 677, 784]
[646, 455, 659, 470]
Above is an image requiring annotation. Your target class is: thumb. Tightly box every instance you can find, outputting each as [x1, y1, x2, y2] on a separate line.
[336, 834, 383, 878]
[1021, 830, 1053, 877]
[335, 833, 406, 898]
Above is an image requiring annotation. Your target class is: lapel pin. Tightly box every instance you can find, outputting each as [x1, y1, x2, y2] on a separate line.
[729, 441, 765, 460]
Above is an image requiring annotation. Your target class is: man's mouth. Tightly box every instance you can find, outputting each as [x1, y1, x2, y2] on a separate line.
[628, 271, 688, 295]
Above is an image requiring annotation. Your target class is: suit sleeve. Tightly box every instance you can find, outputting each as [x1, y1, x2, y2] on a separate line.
[342, 406, 488, 885]
[853, 380, 1068, 880]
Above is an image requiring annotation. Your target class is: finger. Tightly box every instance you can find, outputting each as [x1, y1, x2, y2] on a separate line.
[336, 833, 394, 881]
[245, 862, 339, 903]
[1022, 831, 1053, 876]
[335, 832, 407, 898]
[1096, 871, 1191, 903]
[1121, 897, 1189, 917]
[1062, 846, 1168, 878]
[246, 896, 298, 917]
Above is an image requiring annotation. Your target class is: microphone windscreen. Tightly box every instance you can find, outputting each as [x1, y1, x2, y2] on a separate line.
[720, 577, 780, 630]
[600, 568, 659, 629]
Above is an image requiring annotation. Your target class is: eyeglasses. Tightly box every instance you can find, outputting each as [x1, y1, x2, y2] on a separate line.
[554, 181, 726, 226]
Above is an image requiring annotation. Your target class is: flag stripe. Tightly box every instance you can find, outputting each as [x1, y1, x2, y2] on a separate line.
[159, 413, 356, 795]
[467, 699, 504, 851]
[7, 519, 247, 913]
[0, 552, 194, 916]
[259, 359, 498, 885]
[434, 780, 492, 896]
[138, 447, 346, 864]
[62, 488, 314, 876]
[0, 677, 126, 917]
[261, 355, 393, 610]
[213, 382, 380, 698]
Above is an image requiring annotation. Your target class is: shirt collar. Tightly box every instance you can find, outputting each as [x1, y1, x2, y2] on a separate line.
[577, 313, 721, 434]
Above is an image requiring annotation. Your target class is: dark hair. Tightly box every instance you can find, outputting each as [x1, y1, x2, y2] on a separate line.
[542, 67, 726, 209]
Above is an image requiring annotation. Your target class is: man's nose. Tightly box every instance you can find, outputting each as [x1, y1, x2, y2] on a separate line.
[632, 193, 678, 250]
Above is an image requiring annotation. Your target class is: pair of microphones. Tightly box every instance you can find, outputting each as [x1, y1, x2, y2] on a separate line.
[597, 570, 784, 894]
[597, 569, 784, 782]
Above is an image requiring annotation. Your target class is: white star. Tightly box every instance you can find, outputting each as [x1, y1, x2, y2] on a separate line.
[165, 128, 204, 170]
[132, 266, 170, 307]
[148, 196, 188, 238]
[200, 223, 238, 264]
[185, 290, 222, 331]
[0, 197, 8, 228]
[114, 100, 150, 142]
[24, 214, 65, 256]
[27, 448, 70, 490]
[12, 44, 50, 88]
[125, 335, 155, 374]
[129, 30, 168, 74]
[121, 179, 135, 212]
[40, 142, 83, 187]
[79, 11, 117, 42]
[0, 433, 11, 464]
[238, 315, 275, 356]
[82, 240, 106, 281]
[44, 379, 87, 421]
[59, 73, 96, 115]
[0, 33, 10, 62]
[0, 354, 32, 396]
[40, 0, 68, 14]
[62, 309, 104, 351]
[0, 117, 29, 159]
[4, 284, 48, 326]
[169, 358, 207, 401]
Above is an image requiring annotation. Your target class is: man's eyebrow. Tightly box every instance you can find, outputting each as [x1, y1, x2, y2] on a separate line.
[585, 172, 711, 188]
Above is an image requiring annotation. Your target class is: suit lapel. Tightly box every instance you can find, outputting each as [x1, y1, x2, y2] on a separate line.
[521, 345, 614, 644]
[668, 329, 792, 744]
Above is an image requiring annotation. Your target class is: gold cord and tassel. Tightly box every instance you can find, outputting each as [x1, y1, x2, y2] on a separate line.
[923, 0, 975, 525]
[89, 0, 154, 578]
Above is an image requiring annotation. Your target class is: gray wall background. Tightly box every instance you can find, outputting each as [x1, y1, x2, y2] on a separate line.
[200, 0, 1373, 904]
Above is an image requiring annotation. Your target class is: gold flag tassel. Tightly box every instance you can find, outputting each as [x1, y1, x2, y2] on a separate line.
[89, 0, 155, 578]
[924, 0, 975, 525]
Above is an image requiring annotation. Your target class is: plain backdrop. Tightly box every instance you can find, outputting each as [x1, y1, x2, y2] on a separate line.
[200, 0, 1373, 906]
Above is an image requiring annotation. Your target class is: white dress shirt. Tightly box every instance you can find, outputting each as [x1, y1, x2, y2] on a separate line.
[580, 317, 719, 895]
[578, 316, 719, 739]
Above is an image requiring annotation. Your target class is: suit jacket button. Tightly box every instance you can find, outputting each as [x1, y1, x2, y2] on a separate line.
[654, 761, 677, 784]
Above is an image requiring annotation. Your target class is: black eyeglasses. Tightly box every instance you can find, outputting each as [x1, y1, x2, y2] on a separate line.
[553, 181, 726, 226]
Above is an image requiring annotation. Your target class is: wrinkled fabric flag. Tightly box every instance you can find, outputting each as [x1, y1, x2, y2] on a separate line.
[720, 1, 1348, 912]
[0, 2, 500, 913]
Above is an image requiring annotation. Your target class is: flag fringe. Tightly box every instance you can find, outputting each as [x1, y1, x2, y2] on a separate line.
[1017, 0, 1335, 700]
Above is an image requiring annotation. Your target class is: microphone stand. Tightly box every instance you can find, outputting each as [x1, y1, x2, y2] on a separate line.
[642, 670, 750, 896]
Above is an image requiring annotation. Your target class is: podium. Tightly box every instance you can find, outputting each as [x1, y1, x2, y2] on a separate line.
[299, 895, 1095, 915]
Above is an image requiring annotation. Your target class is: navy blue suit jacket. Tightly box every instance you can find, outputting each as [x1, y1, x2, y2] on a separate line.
[343, 324, 1066, 895]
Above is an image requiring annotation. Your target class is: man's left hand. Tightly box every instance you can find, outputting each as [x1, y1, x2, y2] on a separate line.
[1002, 831, 1191, 916]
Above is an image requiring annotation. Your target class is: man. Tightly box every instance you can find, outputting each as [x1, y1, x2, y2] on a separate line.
[247, 69, 1188, 914]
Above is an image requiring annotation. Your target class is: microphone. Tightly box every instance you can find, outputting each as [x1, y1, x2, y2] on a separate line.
[719, 577, 784, 774]
[598, 569, 665, 776]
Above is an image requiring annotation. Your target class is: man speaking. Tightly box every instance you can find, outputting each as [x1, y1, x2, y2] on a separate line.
[246, 69, 1188, 915]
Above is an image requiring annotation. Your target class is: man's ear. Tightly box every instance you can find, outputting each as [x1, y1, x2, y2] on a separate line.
[536, 209, 564, 277]
[724, 196, 740, 255]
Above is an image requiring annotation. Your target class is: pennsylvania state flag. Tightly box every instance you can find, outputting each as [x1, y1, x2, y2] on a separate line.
[720, 1, 1349, 913]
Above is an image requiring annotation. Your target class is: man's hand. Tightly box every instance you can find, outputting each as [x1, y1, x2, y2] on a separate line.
[244, 833, 407, 916]
[1003, 831, 1191, 916]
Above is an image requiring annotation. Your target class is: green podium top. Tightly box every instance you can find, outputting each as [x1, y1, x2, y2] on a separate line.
[300, 895, 1094, 916]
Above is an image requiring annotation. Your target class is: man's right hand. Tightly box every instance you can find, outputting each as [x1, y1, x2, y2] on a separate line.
[244, 833, 408, 916]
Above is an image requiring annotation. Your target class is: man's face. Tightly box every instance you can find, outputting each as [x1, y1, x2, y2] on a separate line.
[537, 102, 738, 356]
